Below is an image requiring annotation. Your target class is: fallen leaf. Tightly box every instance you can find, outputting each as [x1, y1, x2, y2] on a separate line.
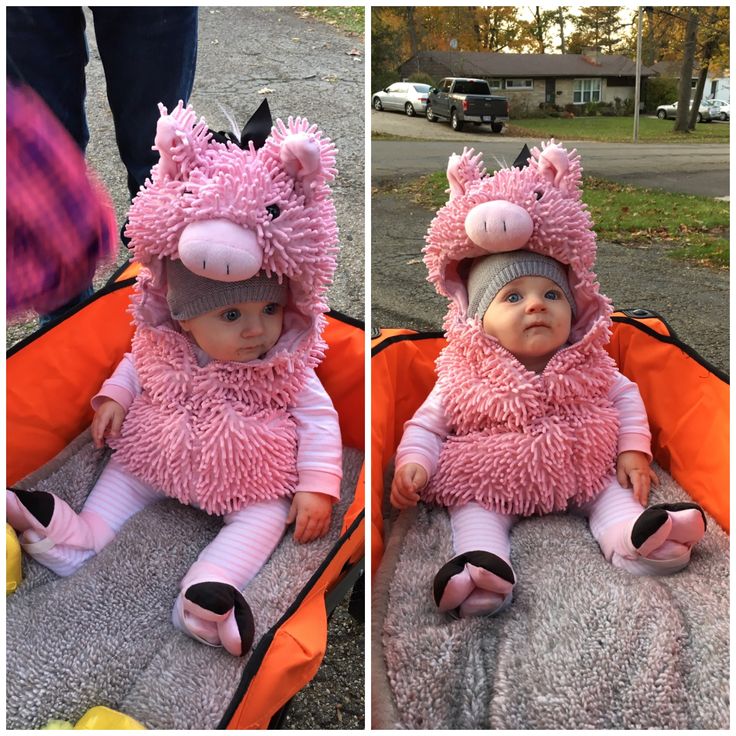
[348, 48, 361, 56]
[258, 87, 274, 95]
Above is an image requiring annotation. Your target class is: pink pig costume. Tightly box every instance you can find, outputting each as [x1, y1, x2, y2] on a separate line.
[395, 141, 706, 619]
[7, 101, 343, 655]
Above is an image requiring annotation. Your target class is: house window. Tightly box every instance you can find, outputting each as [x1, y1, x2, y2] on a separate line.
[573, 78, 601, 103]
[505, 79, 533, 90]
[488, 78, 502, 89]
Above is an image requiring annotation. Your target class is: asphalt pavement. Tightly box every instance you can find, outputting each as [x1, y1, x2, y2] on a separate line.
[9, 7, 365, 730]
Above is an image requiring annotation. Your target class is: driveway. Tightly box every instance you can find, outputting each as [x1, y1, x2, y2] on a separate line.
[372, 110, 729, 198]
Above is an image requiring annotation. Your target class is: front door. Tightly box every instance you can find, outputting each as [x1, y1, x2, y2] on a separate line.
[545, 78, 556, 104]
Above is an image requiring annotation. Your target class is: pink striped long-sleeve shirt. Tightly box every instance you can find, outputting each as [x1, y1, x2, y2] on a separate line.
[92, 351, 343, 500]
[396, 372, 651, 479]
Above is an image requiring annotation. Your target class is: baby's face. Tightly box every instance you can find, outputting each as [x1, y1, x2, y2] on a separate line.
[179, 300, 284, 362]
[481, 275, 572, 373]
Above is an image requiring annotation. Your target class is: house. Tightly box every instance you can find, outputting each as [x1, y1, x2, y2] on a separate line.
[650, 60, 730, 102]
[398, 49, 657, 113]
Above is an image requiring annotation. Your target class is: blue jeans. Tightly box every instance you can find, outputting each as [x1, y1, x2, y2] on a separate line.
[7, 7, 197, 322]
[7, 6, 198, 199]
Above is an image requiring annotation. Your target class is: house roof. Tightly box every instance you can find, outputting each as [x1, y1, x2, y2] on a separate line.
[650, 60, 702, 77]
[400, 50, 656, 79]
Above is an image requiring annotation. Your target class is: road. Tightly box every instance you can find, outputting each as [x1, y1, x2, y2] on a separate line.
[372, 110, 730, 198]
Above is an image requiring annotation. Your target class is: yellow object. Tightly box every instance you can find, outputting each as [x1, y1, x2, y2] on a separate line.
[42, 707, 145, 730]
[6, 523, 22, 595]
[74, 706, 146, 730]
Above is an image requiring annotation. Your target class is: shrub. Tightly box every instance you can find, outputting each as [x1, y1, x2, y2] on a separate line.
[406, 71, 436, 87]
[371, 72, 400, 94]
[644, 77, 679, 113]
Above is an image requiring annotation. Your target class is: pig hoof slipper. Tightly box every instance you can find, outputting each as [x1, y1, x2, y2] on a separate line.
[433, 550, 515, 619]
[178, 581, 255, 656]
[632, 502, 706, 558]
[6, 488, 55, 529]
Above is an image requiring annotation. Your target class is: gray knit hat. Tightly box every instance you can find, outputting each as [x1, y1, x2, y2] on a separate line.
[467, 250, 576, 320]
[165, 258, 288, 320]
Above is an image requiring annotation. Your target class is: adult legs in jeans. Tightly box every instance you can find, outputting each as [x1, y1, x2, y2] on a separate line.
[7, 8, 93, 327]
[90, 7, 198, 199]
[7, 7, 198, 323]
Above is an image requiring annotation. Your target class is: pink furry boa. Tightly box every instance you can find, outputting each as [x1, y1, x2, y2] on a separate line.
[424, 308, 620, 516]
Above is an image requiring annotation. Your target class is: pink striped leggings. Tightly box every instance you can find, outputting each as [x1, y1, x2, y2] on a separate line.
[54, 458, 290, 589]
[450, 477, 693, 577]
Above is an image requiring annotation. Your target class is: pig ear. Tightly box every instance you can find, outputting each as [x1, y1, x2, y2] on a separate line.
[447, 147, 485, 200]
[531, 139, 582, 197]
[280, 132, 322, 181]
[154, 115, 181, 181]
[152, 102, 210, 182]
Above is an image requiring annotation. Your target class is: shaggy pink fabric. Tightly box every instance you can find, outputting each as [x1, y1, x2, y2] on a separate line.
[421, 140, 623, 516]
[109, 103, 339, 516]
[108, 316, 321, 515]
[425, 314, 620, 515]
[126, 102, 338, 318]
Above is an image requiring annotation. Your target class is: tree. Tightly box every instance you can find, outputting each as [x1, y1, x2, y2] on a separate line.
[521, 6, 557, 53]
[371, 7, 405, 91]
[573, 6, 626, 53]
[553, 6, 573, 53]
[687, 7, 729, 129]
[674, 9, 698, 133]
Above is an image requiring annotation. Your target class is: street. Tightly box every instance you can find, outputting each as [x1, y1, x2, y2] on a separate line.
[372, 110, 730, 198]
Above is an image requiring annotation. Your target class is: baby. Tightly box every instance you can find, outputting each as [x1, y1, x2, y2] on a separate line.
[6, 101, 343, 655]
[391, 142, 706, 619]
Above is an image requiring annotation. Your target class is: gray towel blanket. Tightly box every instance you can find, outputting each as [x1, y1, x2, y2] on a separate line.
[7, 430, 362, 730]
[372, 466, 729, 730]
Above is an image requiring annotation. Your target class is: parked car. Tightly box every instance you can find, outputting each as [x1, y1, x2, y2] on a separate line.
[426, 77, 509, 132]
[372, 83, 432, 117]
[656, 100, 713, 122]
[706, 99, 730, 121]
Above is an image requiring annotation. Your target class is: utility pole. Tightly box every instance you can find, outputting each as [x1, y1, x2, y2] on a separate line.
[633, 6, 643, 142]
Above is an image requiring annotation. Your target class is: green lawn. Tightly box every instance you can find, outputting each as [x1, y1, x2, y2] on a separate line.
[300, 6, 364, 34]
[507, 116, 729, 143]
[392, 172, 729, 268]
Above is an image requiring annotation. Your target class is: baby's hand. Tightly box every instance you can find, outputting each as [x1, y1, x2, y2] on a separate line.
[390, 463, 428, 510]
[91, 399, 126, 449]
[616, 450, 659, 506]
[287, 491, 333, 544]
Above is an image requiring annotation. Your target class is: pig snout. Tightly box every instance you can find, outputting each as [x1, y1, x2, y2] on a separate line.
[464, 200, 534, 252]
[178, 218, 262, 281]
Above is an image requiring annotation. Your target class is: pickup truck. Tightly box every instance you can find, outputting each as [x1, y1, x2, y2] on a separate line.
[426, 77, 509, 132]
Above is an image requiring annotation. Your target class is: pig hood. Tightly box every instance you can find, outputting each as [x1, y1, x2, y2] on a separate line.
[424, 140, 611, 344]
[124, 99, 338, 361]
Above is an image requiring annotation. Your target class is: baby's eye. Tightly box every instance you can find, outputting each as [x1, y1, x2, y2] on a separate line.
[506, 293, 522, 303]
[545, 290, 560, 300]
[221, 309, 240, 322]
[266, 203, 281, 219]
[263, 302, 280, 315]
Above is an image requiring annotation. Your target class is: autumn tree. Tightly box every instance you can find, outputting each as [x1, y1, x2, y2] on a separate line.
[571, 6, 627, 53]
[521, 6, 558, 53]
